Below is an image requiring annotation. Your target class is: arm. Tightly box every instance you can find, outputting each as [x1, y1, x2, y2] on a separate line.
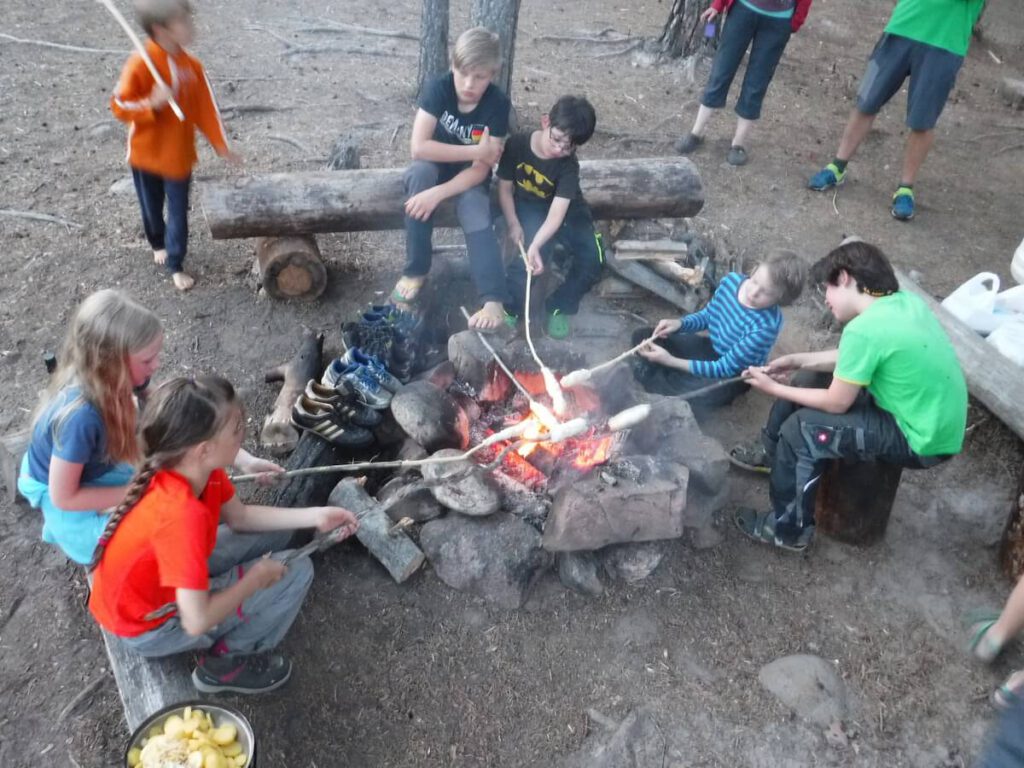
[110, 56, 161, 125]
[410, 109, 496, 165]
[232, 447, 284, 486]
[191, 60, 231, 157]
[680, 305, 711, 333]
[690, 326, 778, 379]
[497, 179, 523, 246]
[219, 493, 359, 535]
[405, 160, 493, 221]
[768, 349, 839, 374]
[791, 0, 813, 33]
[48, 457, 127, 511]
[525, 197, 571, 273]
[745, 368, 861, 414]
[174, 560, 282, 636]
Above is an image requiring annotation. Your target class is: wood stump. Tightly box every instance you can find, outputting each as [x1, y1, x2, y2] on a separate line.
[261, 328, 324, 455]
[999, 461, 1024, 580]
[815, 459, 904, 546]
[255, 235, 327, 301]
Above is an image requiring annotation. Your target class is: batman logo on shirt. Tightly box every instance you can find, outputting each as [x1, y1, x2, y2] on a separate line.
[516, 162, 555, 199]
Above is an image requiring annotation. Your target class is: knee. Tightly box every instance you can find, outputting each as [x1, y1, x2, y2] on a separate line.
[456, 188, 493, 234]
[778, 414, 805, 452]
[404, 161, 439, 195]
[283, 554, 314, 595]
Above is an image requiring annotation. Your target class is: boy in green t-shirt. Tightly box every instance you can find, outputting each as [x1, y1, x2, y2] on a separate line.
[730, 240, 967, 552]
[808, 0, 986, 221]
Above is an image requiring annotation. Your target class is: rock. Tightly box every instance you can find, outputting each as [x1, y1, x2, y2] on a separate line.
[447, 329, 513, 402]
[389, 381, 469, 452]
[419, 513, 552, 608]
[412, 359, 456, 390]
[557, 551, 604, 596]
[325, 134, 360, 170]
[561, 707, 666, 768]
[109, 177, 134, 196]
[375, 476, 443, 523]
[543, 456, 688, 551]
[421, 449, 501, 516]
[396, 438, 428, 464]
[1000, 77, 1024, 109]
[758, 654, 849, 727]
[599, 542, 665, 583]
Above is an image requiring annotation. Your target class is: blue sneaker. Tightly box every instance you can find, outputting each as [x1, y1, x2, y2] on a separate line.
[340, 347, 403, 392]
[808, 162, 846, 191]
[340, 363, 392, 410]
[891, 186, 915, 221]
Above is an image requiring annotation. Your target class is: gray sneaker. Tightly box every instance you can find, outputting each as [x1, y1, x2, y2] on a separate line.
[192, 652, 292, 694]
[674, 133, 704, 155]
[727, 145, 748, 166]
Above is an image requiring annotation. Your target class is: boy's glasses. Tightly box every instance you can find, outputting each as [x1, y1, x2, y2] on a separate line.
[549, 129, 574, 152]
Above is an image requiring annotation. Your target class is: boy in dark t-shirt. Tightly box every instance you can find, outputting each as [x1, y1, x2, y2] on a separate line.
[392, 27, 511, 331]
[498, 96, 602, 339]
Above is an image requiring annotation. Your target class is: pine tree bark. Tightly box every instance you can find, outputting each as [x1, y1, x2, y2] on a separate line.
[470, 0, 522, 97]
[418, 0, 450, 98]
[658, 0, 714, 58]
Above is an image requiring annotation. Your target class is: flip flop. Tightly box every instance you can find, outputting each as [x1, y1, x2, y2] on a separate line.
[993, 670, 1024, 711]
[468, 303, 507, 334]
[964, 609, 1004, 663]
[390, 276, 427, 305]
[734, 507, 813, 553]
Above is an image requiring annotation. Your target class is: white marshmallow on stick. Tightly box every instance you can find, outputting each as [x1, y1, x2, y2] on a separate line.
[560, 331, 659, 388]
[517, 241, 568, 416]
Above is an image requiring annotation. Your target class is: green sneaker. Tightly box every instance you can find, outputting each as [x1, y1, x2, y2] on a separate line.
[808, 162, 846, 191]
[546, 311, 571, 339]
[503, 312, 519, 330]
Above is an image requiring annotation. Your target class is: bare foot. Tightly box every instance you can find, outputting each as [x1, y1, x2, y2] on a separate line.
[469, 301, 506, 331]
[153, 249, 167, 265]
[391, 275, 426, 304]
[171, 271, 195, 291]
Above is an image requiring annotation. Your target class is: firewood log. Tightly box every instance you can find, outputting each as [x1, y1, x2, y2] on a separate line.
[261, 328, 324, 456]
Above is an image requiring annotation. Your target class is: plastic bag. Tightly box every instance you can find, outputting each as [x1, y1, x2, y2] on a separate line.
[941, 272, 1002, 335]
[987, 317, 1024, 367]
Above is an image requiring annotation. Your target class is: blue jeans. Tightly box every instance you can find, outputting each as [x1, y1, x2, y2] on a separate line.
[131, 167, 191, 273]
[504, 201, 604, 318]
[702, 1, 792, 121]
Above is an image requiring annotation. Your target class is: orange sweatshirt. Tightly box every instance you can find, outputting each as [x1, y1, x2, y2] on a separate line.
[111, 39, 228, 180]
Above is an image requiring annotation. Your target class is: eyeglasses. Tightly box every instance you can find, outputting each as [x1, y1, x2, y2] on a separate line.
[549, 129, 574, 152]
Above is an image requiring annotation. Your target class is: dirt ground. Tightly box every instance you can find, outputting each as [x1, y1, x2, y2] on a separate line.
[2, 0, 1024, 765]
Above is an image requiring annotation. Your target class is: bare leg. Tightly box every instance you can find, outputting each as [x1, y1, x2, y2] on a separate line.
[468, 300, 506, 331]
[989, 575, 1024, 648]
[690, 105, 717, 138]
[899, 129, 935, 186]
[835, 109, 876, 162]
[732, 117, 754, 148]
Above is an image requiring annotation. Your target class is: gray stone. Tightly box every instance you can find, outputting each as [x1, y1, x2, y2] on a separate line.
[389, 380, 469, 452]
[599, 542, 665, 583]
[376, 476, 443, 523]
[447, 329, 513, 402]
[758, 654, 849, 726]
[422, 449, 501, 516]
[543, 456, 688, 551]
[412, 359, 456, 390]
[561, 708, 666, 768]
[396, 438, 428, 463]
[557, 551, 604, 596]
[419, 513, 552, 609]
[109, 177, 135, 196]
[1000, 77, 1024, 110]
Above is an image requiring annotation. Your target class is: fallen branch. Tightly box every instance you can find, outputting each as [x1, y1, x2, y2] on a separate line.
[0, 32, 124, 54]
[593, 40, 644, 59]
[221, 104, 295, 117]
[535, 32, 636, 44]
[995, 143, 1024, 156]
[296, 25, 418, 41]
[59, 675, 107, 722]
[0, 209, 83, 229]
[282, 44, 408, 58]
[389, 123, 402, 147]
[267, 133, 312, 154]
[299, 17, 419, 40]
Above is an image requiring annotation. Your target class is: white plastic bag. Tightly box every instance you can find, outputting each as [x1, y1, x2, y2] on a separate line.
[941, 272, 1002, 335]
[987, 317, 1024, 367]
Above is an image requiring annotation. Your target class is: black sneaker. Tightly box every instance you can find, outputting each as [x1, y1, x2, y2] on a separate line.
[192, 652, 293, 694]
[674, 133, 704, 155]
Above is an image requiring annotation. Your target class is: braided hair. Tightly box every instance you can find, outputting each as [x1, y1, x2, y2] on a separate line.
[89, 376, 239, 570]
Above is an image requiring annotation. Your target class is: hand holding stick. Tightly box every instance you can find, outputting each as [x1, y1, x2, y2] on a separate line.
[515, 241, 568, 416]
[560, 330, 660, 388]
[95, 0, 185, 121]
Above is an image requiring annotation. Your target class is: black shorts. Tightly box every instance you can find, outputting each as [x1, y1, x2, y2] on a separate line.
[856, 33, 964, 131]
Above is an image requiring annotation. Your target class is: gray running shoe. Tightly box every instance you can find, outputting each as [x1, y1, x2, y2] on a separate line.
[192, 652, 292, 694]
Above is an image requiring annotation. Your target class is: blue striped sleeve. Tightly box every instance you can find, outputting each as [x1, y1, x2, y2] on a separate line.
[691, 324, 779, 378]
[680, 307, 709, 333]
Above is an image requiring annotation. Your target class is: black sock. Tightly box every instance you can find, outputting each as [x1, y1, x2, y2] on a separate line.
[832, 158, 848, 173]
[898, 183, 913, 190]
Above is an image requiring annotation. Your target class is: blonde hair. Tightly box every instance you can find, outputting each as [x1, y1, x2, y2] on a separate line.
[757, 249, 808, 307]
[90, 376, 238, 569]
[135, 0, 192, 36]
[34, 290, 162, 465]
[451, 27, 501, 73]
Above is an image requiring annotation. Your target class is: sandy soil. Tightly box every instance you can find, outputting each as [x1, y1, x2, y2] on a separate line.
[2, 0, 1024, 765]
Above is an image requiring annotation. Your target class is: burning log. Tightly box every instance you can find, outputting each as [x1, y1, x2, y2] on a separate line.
[261, 328, 324, 455]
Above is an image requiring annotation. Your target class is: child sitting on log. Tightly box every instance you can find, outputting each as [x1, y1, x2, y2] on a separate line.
[111, 0, 239, 290]
[88, 376, 358, 694]
[499, 95, 603, 340]
[631, 249, 806, 413]
[731, 240, 967, 552]
[391, 27, 511, 330]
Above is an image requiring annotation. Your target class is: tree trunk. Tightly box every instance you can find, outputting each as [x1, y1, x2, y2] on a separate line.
[658, 0, 714, 59]
[418, 0, 450, 98]
[814, 459, 903, 546]
[471, 0, 522, 97]
[255, 236, 327, 302]
[200, 157, 705, 239]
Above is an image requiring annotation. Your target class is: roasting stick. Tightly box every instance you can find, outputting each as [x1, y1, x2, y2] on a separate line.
[516, 242, 568, 416]
[560, 330, 660, 388]
[95, 0, 186, 121]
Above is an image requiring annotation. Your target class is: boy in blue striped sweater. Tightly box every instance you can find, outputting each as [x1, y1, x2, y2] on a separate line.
[631, 249, 806, 413]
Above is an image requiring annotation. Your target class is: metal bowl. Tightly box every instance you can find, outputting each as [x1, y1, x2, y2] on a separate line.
[124, 700, 257, 767]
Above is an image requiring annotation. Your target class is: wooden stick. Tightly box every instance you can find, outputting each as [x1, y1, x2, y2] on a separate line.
[94, 0, 185, 121]
[458, 306, 532, 400]
[0, 209, 83, 229]
[560, 331, 659, 387]
[516, 241, 567, 415]
[0, 32, 124, 54]
[675, 374, 749, 401]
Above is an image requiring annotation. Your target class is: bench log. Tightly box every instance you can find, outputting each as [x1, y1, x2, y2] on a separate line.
[101, 630, 194, 731]
[200, 158, 704, 239]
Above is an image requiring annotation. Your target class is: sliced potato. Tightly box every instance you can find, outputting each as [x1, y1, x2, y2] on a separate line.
[211, 725, 237, 746]
[126, 747, 142, 767]
[163, 714, 186, 738]
[221, 742, 242, 758]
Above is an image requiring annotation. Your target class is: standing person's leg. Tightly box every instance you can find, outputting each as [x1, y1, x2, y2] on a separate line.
[504, 203, 548, 320]
[131, 168, 167, 264]
[676, 2, 759, 154]
[728, 15, 791, 165]
[164, 175, 193, 290]
[809, 34, 912, 190]
[394, 161, 441, 303]
[545, 208, 604, 338]
[456, 184, 506, 330]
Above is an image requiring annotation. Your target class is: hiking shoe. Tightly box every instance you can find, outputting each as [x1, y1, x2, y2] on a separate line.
[340, 348, 403, 392]
[674, 133, 704, 155]
[192, 652, 293, 695]
[727, 145, 748, 166]
[303, 380, 383, 427]
[546, 311, 571, 340]
[340, 363, 392, 410]
[734, 507, 814, 553]
[291, 396, 375, 447]
[808, 162, 846, 191]
[891, 186, 915, 221]
[728, 442, 770, 475]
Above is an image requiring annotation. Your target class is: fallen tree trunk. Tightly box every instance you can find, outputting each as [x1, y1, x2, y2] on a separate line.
[261, 328, 324, 455]
[200, 157, 704, 239]
[328, 478, 425, 583]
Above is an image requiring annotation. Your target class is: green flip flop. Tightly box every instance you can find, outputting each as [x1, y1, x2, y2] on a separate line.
[546, 311, 571, 340]
[734, 507, 813, 553]
[964, 609, 1003, 663]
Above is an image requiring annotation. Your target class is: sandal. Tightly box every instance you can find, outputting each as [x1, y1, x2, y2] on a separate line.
[729, 442, 771, 475]
[964, 609, 1004, 663]
[390, 275, 427, 305]
[734, 507, 813, 552]
[546, 311, 571, 340]
[993, 670, 1024, 711]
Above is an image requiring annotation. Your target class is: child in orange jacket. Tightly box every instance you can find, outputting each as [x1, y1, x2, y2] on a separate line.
[111, 0, 238, 291]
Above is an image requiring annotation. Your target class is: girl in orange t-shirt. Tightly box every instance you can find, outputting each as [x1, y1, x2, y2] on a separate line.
[89, 376, 358, 695]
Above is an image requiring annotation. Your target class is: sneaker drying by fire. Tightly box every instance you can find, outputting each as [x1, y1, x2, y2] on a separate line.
[339, 363, 393, 410]
[340, 347, 403, 392]
[291, 396, 375, 447]
[192, 652, 293, 695]
[303, 380, 383, 428]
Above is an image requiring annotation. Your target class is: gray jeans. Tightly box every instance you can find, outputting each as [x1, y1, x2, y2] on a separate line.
[121, 526, 313, 657]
